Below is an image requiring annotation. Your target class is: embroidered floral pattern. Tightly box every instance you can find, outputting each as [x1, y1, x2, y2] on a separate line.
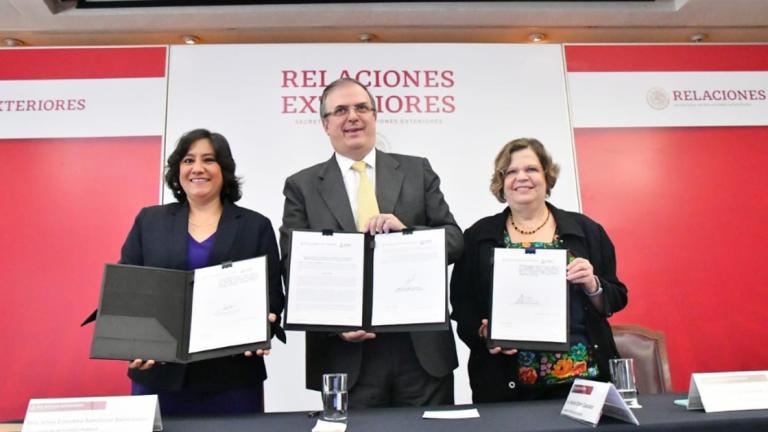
[504, 231, 599, 386]
[503, 231, 564, 250]
[516, 343, 599, 385]
[518, 367, 538, 385]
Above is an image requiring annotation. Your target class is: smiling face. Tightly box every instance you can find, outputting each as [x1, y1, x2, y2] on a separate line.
[179, 138, 223, 205]
[321, 81, 377, 161]
[503, 147, 548, 209]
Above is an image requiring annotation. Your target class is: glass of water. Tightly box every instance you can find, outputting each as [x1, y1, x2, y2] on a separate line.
[322, 373, 348, 422]
[609, 358, 638, 406]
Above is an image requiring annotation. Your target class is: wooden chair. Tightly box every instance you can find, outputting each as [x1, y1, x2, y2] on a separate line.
[611, 324, 673, 394]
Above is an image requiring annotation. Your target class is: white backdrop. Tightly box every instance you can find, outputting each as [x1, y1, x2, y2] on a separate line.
[164, 43, 578, 411]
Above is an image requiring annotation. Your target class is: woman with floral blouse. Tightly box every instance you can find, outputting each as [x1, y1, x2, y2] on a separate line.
[450, 138, 628, 402]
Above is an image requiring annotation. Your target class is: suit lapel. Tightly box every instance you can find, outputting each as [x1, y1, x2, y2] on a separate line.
[376, 150, 403, 215]
[208, 202, 239, 266]
[318, 155, 357, 231]
[168, 203, 189, 270]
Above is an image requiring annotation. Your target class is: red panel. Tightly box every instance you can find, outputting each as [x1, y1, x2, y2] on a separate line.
[0, 136, 162, 420]
[0, 47, 167, 80]
[574, 126, 768, 392]
[566, 45, 768, 72]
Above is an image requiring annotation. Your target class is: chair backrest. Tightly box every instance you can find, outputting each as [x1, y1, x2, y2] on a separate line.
[611, 324, 672, 394]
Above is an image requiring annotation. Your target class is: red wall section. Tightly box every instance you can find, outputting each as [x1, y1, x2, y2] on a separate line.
[0, 47, 167, 80]
[566, 45, 768, 72]
[0, 137, 162, 420]
[574, 126, 768, 391]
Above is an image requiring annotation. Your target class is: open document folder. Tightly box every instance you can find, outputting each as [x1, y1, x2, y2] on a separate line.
[90, 256, 270, 363]
[284, 228, 448, 333]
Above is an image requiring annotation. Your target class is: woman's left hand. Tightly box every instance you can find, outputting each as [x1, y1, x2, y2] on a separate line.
[245, 313, 278, 357]
[566, 257, 599, 294]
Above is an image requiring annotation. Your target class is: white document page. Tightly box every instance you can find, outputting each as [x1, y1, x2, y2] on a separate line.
[490, 248, 567, 343]
[188, 256, 268, 353]
[371, 229, 446, 326]
[286, 231, 364, 327]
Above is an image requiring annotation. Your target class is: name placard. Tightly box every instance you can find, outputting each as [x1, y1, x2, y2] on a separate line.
[560, 379, 639, 427]
[687, 370, 768, 413]
[22, 395, 162, 432]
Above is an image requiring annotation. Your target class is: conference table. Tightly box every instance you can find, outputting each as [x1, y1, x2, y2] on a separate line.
[159, 394, 767, 431]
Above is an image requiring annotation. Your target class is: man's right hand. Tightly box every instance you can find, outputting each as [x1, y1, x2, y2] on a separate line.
[339, 330, 377, 342]
[129, 359, 156, 370]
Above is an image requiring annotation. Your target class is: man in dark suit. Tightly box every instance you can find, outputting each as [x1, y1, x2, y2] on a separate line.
[280, 78, 462, 407]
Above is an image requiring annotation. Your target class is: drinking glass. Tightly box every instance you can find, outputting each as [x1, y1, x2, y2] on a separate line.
[322, 373, 348, 422]
[609, 358, 638, 406]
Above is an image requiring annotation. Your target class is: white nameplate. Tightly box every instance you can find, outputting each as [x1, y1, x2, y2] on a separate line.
[687, 370, 768, 413]
[22, 395, 162, 432]
[560, 379, 639, 427]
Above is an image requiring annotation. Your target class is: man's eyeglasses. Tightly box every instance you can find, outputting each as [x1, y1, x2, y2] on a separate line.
[323, 103, 375, 118]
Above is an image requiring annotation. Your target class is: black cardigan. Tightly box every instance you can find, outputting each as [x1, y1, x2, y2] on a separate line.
[450, 203, 627, 403]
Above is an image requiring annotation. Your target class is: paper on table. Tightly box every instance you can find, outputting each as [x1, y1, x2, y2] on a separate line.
[311, 419, 347, 432]
[422, 408, 480, 419]
[188, 257, 268, 353]
[371, 229, 446, 326]
[490, 248, 567, 343]
[287, 231, 365, 327]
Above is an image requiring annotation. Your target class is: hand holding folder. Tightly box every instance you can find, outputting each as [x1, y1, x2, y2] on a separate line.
[90, 257, 272, 363]
[284, 228, 449, 333]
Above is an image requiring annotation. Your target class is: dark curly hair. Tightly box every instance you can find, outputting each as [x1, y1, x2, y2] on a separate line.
[164, 128, 242, 203]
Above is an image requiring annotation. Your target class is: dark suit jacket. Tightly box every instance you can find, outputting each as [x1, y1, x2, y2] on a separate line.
[450, 203, 627, 403]
[120, 201, 285, 391]
[280, 150, 462, 391]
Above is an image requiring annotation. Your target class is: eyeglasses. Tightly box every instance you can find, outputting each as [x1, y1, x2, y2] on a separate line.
[323, 103, 375, 119]
[502, 166, 543, 178]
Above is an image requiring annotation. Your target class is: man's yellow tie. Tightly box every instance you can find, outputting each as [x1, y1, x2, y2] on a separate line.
[352, 161, 379, 232]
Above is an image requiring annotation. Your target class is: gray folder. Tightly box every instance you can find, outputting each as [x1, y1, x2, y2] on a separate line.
[90, 262, 270, 363]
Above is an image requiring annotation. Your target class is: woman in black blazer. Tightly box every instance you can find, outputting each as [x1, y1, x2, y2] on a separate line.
[123, 129, 284, 415]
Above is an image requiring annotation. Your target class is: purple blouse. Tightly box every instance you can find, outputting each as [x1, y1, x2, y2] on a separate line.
[187, 233, 216, 270]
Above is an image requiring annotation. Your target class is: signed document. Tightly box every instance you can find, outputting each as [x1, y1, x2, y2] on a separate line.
[371, 229, 446, 326]
[285, 228, 448, 331]
[92, 260, 271, 363]
[489, 248, 568, 349]
[286, 231, 365, 327]
[188, 256, 269, 353]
